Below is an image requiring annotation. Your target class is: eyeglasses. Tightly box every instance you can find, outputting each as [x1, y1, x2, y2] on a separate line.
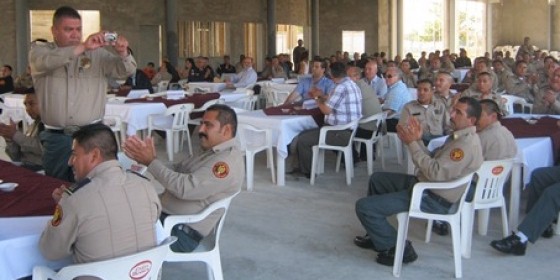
[384, 74, 394, 79]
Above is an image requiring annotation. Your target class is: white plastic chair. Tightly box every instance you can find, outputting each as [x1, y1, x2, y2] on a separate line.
[461, 159, 514, 258]
[32, 236, 176, 280]
[231, 95, 258, 111]
[162, 191, 240, 280]
[187, 98, 225, 127]
[157, 80, 170, 93]
[148, 103, 195, 161]
[393, 173, 475, 279]
[353, 112, 385, 175]
[310, 119, 359, 186]
[237, 123, 275, 191]
[103, 115, 125, 150]
[117, 152, 148, 175]
[502, 94, 532, 114]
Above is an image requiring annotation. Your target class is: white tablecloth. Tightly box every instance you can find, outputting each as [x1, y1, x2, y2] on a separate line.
[1, 93, 33, 125]
[237, 110, 318, 185]
[105, 102, 167, 136]
[188, 82, 226, 93]
[0, 216, 71, 280]
[218, 91, 249, 103]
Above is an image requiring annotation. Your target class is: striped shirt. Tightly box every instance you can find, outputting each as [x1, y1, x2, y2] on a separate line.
[325, 77, 362, 126]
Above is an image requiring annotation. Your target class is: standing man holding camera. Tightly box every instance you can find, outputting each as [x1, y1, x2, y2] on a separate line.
[30, 6, 136, 181]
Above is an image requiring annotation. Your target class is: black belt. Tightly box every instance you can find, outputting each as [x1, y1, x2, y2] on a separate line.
[45, 122, 101, 136]
[426, 191, 453, 209]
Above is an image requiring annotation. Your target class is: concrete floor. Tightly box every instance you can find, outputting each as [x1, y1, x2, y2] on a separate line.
[146, 133, 558, 280]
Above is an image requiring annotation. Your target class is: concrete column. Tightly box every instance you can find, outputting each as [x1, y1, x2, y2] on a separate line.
[267, 0, 276, 56]
[15, 0, 29, 74]
[311, 0, 319, 57]
[165, 0, 178, 66]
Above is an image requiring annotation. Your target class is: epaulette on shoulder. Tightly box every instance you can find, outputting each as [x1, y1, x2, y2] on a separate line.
[63, 178, 91, 196]
[127, 170, 150, 181]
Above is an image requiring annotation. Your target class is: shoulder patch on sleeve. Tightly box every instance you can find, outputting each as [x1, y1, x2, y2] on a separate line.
[212, 161, 230, 178]
[51, 204, 63, 227]
[450, 148, 464, 161]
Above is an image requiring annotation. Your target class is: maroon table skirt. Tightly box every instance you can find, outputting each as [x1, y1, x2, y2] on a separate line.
[0, 161, 70, 217]
[501, 117, 560, 163]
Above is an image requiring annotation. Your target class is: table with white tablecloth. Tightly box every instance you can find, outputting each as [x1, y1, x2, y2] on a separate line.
[427, 136, 554, 229]
[237, 110, 318, 186]
[105, 102, 167, 136]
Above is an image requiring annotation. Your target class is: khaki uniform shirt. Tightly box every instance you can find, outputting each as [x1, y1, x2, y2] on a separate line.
[356, 79, 382, 131]
[435, 91, 455, 111]
[408, 126, 483, 202]
[460, 89, 508, 115]
[40, 160, 161, 263]
[29, 42, 136, 127]
[478, 121, 517, 160]
[503, 74, 537, 103]
[5, 120, 43, 166]
[148, 138, 244, 236]
[401, 72, 417, 88]
[532, 87, 560, 114]
[399, 98, 450, 138]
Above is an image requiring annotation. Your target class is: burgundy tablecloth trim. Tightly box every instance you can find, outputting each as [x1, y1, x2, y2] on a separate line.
[0, 161, 69, 217]
[125, 92, 220, 109]
[501, 117, 560, 163]
[263, 104, 325, 127]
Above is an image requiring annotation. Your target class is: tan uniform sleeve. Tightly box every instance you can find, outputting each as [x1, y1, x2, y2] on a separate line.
[101, 50, 137, 79]
[39, 197, 79, 261]
[148, 157, 233, 201]
[29, 45, 76, 78]
[12, 130, 42, 158]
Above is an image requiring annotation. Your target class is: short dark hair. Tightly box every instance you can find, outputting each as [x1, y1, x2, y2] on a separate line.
[330, 62, 347, 78]
[477, 71, 494, 81]
[206, 104, 238, 137]
[417, 78, 433, 88]
[312, 58, 328, 70]
[479, 99, 503, 119]
[457, 97, 482, 122]
[147, 62, 155, 67]
[53, 6, 81, 25]
[3, 65, 12, 72]
[72, 123, 118, 160]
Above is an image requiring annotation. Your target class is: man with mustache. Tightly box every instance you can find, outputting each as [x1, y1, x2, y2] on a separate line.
[124, 104, 243, 252]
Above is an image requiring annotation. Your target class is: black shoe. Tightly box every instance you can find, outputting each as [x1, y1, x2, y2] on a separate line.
[353, 234, 379, 251]
[541, 224, 554, 238]
[432, 220, 449, 236]
[376, 240, 418, 266]
[490, 233, 527, 256]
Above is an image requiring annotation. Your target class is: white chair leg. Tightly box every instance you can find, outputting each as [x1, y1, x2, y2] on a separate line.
[318, 150, 325, 174]
[425, 219, 433, 243]
[335, 151, 342, 172]
[500, 202, 509, 237]
[209, 256, 224, 280]
[556, 212, 560, 235]
[245, 153, 254, 191]
[267, 147, 276, 184]
[450, 219, 463, 278]
[310, 146, 318, 185]
[184, 130, 193, 156]
[477, 209, 490, 236]
[393, 212, 409, 277]
[461, 203, 474, 259]
[166, 130, 174, 162]
[344, 151, 352, 185]
[366, 142, 373, 175]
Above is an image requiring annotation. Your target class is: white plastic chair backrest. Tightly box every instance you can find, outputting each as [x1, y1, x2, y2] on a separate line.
[409, 173, 475, 217]
[166, 103, 195, 130]
[357, 112, 384, 141]
[157, 80, 170, 92]
[103, 115, 122, 130]
[237, 123, 269, 151]
[318, 119, 359, 147]
[472, 159, 514, 205]
[162, 191, 240, 249]
[193, 98, 223, 114]
[34, 236, 177, 280]
[501, 94, 524, 115]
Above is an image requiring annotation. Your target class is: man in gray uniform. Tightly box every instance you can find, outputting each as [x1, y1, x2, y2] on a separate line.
[29, 6, 136, 181]
[40, 123, 161, 264]
[354, 97, 483, 266]
[124, 104, 243, 252]
[477, 99, 517, 161]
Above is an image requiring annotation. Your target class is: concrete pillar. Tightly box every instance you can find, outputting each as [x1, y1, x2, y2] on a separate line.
[15, 0, 29, 74]
[267, 0, 276, 56]
[311, 0, 319, 57]
[165, 0, 178, 66]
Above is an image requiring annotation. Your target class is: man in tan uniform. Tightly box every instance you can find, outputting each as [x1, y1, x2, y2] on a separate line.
[40, 123, 161, 263]
[29, 6, 136, 181]
[354, 97, 483, 266]
[504, 61, 538, 103]
[400, 79, 450, 145]
[434, 71, 456, 110]
[124, 104, 243, 252]
[477, 99, 517, 161]
[533, 67, 560, 115]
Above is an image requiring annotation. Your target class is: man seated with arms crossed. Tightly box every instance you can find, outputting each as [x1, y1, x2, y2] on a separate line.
[284, 59, 334, 105]
[399, 79, 450, 145]
[0, 90, 44, 171]
[354, 97, 483, 266]
[39, 123, 161, 263]
[124, 104, 243, 252]
[491, 164, 560, 255]
[226, 57, 257, 89]
[295, 62, 362, 178]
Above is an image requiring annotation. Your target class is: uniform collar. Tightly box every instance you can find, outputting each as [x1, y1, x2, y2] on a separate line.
[211, 138, 238, 153]
[85, 160, 121, 179]
[452, 126, 476, 140]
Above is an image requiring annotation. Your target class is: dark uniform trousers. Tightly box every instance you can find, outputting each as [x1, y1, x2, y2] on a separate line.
[356, 172, 453, 251]
[518, 166, 560, 243]
[39, 130, 74, 182]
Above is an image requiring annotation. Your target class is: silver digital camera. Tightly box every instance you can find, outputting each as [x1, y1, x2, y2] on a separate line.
[104, 32, 118, 42]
